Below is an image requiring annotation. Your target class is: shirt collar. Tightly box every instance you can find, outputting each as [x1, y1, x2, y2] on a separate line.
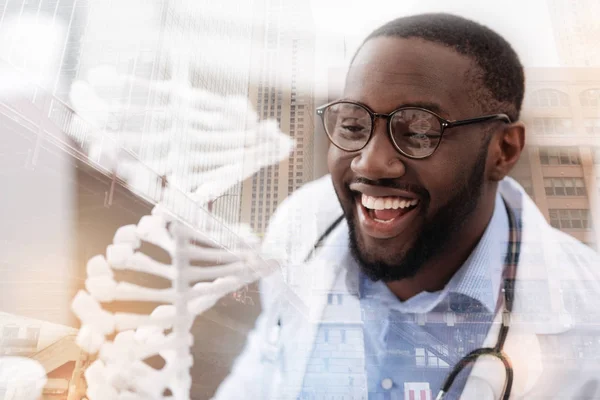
[358, 191, 509, 314]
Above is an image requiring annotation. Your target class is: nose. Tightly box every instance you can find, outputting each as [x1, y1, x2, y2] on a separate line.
[350, 118, 406, 180]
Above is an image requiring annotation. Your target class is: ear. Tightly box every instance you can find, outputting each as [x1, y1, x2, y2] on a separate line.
[487, 121, 525, 182]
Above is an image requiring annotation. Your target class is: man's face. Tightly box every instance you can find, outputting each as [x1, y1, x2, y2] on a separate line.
[328, 37, 492, 282]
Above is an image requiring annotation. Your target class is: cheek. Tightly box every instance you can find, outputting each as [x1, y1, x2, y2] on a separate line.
[418, 158, 464, 206]
[327, 146, 353, 177]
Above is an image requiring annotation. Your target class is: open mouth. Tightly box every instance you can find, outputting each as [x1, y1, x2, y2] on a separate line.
[361, 193, 419, 222]
[355, 193, 421, 239]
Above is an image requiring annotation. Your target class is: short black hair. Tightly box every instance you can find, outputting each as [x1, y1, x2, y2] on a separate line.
[353, 13, 525, 121]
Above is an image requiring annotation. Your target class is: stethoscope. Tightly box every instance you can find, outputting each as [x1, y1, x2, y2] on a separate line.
[302, 198, 521, 400]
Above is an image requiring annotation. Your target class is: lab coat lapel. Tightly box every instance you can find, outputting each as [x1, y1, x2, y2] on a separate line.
[280, 220, 350, 400]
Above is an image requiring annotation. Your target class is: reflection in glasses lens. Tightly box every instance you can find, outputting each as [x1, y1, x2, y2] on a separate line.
[391, 109, 442, 158]
[322, 102, 444, 158]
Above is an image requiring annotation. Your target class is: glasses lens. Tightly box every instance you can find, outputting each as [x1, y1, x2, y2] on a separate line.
[323, 102, 372, 151]
[390, 109, 442, 157]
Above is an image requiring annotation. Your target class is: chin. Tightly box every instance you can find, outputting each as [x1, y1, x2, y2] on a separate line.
[349, 222, 423, 282]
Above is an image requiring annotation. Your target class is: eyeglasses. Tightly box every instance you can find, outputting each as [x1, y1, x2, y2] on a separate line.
[316, 100, 512, 159]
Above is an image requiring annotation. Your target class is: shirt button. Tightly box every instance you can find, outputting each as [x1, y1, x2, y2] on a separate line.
[381, 378, 393, 390]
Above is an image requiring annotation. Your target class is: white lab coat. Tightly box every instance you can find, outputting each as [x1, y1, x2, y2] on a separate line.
[213, 175, 600, 399]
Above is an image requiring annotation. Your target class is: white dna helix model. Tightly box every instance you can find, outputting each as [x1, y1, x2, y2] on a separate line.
[68, 66, 294, 400]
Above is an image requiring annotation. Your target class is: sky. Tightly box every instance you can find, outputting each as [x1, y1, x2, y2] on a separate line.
[310, 0, 560, 71]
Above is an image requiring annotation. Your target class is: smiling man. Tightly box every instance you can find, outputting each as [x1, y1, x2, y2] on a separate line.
[214, 13, 600, 400]
[325, 29, 520, 301]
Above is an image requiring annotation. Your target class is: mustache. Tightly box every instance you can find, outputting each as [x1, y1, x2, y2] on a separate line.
[349, 177, 430, 200]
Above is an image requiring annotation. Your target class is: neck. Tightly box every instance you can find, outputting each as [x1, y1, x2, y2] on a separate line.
[385, 190, 498, 301]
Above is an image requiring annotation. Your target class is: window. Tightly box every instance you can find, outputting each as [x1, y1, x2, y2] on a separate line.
[539, 147, 581, 165]
[529, 89, 569, 107]
[580, 89, 600, 107]
[2, 326, 19, 338]
[26, 327, 40, 341]
[415, 348, 426, 367]
[585, 119, 600, 135]
[544, 177, 586, 196]
[531, 118, 573, 135]
[549, 209, 591, 229]
[427, 351, 442, 368]
[593, 148, 600, 164]
[327, 294, 343, 305]
[518, 178, 534, 197]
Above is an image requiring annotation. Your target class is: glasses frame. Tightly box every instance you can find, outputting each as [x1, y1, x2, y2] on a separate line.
[316, 100, 512, 159]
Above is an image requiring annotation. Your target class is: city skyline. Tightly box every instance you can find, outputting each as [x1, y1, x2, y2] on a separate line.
[1, 1, 600, 399]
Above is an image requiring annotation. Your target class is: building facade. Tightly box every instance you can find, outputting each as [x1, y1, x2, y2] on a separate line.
[514, 67, 600, 249]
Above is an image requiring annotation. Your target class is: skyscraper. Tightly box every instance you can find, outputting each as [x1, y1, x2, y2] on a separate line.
[547, 0, 600, 66]
[240, 0, 316, 236]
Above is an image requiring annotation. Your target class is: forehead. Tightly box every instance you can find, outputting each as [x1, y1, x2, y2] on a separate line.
[344, 37, 476, 119]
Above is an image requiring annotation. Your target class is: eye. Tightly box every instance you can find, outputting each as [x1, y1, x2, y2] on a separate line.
[340, 124, 367, 133]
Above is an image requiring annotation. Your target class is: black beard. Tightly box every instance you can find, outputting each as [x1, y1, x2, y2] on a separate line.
[345, 148, 488, 283]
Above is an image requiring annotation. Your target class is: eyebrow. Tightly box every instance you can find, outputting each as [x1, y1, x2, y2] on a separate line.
[338, 98, 448, 117]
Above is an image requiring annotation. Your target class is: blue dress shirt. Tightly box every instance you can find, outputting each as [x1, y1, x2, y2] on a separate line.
[300, 193, 509, 400]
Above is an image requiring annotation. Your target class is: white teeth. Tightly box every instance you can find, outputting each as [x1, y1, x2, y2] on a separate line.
[361, 194, 420, 210]
[367, 195, 375, 209]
